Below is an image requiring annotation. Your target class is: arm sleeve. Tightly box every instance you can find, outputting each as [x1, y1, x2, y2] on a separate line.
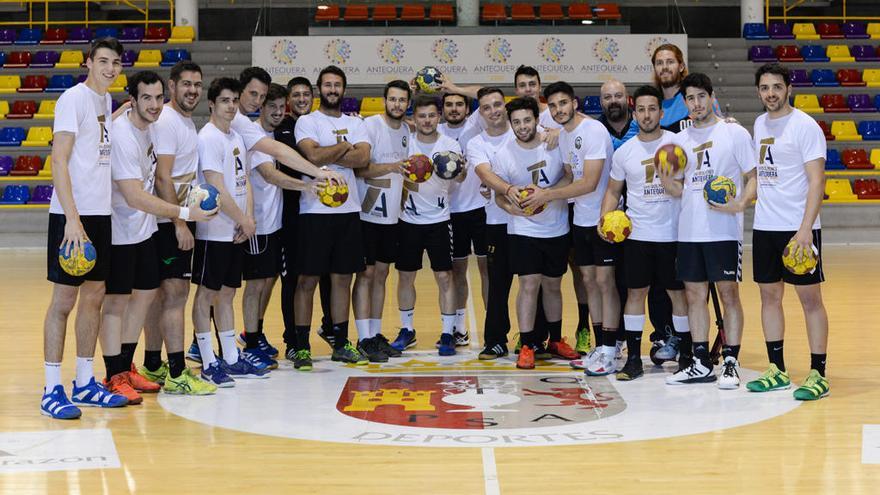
[732, 125, 758, 174]
[198, 132, 226, 174]
[52, 91, 80, 135]
[467, 139, 489, 166]
[294, 114, 318, 145]
[153, 114, 179, 156]
[609, 148, 626, 181]
[799, 116, 827, 163]
[231, 114, 268, 151]
[491, 150, 510, 182]
[348, 118, 369, 146]
[581, 125, 609, 161]
[110, 128, 144, 181]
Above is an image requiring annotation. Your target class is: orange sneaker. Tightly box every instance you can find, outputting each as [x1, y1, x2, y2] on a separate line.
[548, 338, 579, 360]
[128, 363, 161, 393]
[516, 345, 535, 370]
[105, 373, 142, 405]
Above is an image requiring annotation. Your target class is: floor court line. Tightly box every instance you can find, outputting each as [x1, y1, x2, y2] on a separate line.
[482, 447, 500, 495]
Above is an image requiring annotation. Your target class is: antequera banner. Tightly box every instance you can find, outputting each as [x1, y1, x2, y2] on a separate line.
[252, 34, 688, 85]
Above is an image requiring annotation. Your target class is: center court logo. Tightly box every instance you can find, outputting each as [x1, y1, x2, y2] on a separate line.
[538, 37, 566, 64]
[592, 36, 620, 64]
[377, 38, 406, 65]
[432, 38, 459, 65]
[484, 37, 513, 64]
[271, 39, 298, 66]
[324, 38, 351, 65]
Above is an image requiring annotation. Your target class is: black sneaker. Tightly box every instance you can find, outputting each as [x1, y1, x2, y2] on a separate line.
[435, 331, 469, 349]
[478, 343, 509, 360]
[331, 341, 368, 365]
[616, 357, 644, 381]
[357, 337, 389, 363]
[374, 333, 402, 357]
[533, 344, 552, 361]
[291, 349, 313, 371]
[317, 327, 335, 348]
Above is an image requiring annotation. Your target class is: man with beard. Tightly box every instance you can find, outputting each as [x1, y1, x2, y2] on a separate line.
[653, 43, 724, 133]
[351, 80, 410, 362]
[293, 65, 371, 366]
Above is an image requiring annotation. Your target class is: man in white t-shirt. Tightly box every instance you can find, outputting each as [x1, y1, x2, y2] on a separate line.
[747, 63, 830, 400]
[352, 80, 411, 363]
[665, 73, 757, 387]
[293, 65, 371, 366]
[599, 85, 689, 382]
[192, 78, 268, 388]
[41, 38, 130, 419]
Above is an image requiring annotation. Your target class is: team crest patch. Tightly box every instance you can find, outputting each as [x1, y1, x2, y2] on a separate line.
[575, 136, 582, 149]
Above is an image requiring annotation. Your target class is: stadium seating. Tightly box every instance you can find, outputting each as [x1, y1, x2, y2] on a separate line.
[161, 49, 191, 67]
[791, 69, 812, 87]
[359, 97, 384, 117]
[820, 94, 849, 113]
[843, 22, 870, 39]
[511, 3, 536, 21]
[870, 23, 880, 39]
[852, 45, 880, 62]
[831, 120, 861, 140]
[119, 26, 144, 44]
[19, 75, 48, 93]
[11, 155, 40, 176]
[872, 149, 880, 169]
[818, 120, 834, 140]
[41, 28, 67, 45]
[858, 121, 880, 140]
[0, 185, 30, 204]
[794, 94, 822, 113]
[134, 50, 162, 68]
[401, 4, 426, 21]
[793, 23, 820, 40]
[168, 26, 195, 43]
[811, 69, 838, 87]
[341, 97, 361, 115]
[748, 45, 776, 62]
[67, 27, 90, 44]
[6, 101, 36, 119]
[46, 74, 75, 92]
[568, 3, 593, 20]
[56, 50, 83, 69]
[34, 100, 56, 119]
[315, 5, 341, 22]
[0, 52, 6, 66]
[775, 45, 802, 62]
[0, 127, 25, 146]
[429, 4, 455, 23]
[838, 69, 866, 87]
[121, 50, 137, 67]
[0, 76, 21, 94]
[22, 127, 52, 147]
[5, 51, 31, 68]
[825, 178, 858, 201]
[767, 22, 791, 39]
[843, 149, 872, 169]
[30, 184, 52, 203]
[0, 29, 15, 45]
[144, 26, 169, 43]
[826, 149, 844, 170]
[593, 3, 622, 20]
[827, 45, 855, 63]
[373, 4, 398, 23]
[0, 100, 7, 119]
[539, 3, 565, 22]
[482, 4, 507, 23]
[854, 178, 880, 199]
[802, 45, 830, 62]
[30, 50, 59, 68]
[343, 4, 369, 21]
[109, 74, 128, 93]
[849, 94, 876, 113]
[16, 28, 41, 45]
[817, 22, 844, 39]
[94, 27, 118, 39]
[863, 69, 880, 87]
[582, 96, 601, 115]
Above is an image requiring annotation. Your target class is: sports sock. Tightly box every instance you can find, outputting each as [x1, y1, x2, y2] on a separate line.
[546, 320, 562, 343]
[167, 351, 185, 379]
[244, 331, 260, 350]
[721, 344, 741, 360]
[577, 304, 589, 331]
[592, 323, 602, 348]
[103, 354, 123, 381]
[455, 308, 466, 334]
[692, 341, 711, 367]
[355, 319, 371, 342]
[623, 314, 645, 359]
[332, 321, 349, 350]
[144, 350, 162, 372]
[602, 328, 617, 352]
[672, 315, 692, 357]
[810, 353, 826, 376]
[218, 330, 238, 365]
[120, 342, 137, 371]
[45, 362, 62, 390]
[195, 332, 217, 367]
[75, 357, 94, 388]
[400, 308, 415, 330]
[441, 313, 456, 336]
[294, 325, 311, 351]
[257, 318, 264, 335]
[369, 319, 381, 338]
[520, 330, 535, 348]
[766, 340, 785, 372]
[615, 326, 626, 347]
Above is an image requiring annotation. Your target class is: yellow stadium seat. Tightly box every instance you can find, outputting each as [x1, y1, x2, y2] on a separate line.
[0, 100, 8, 119]
[133, 50, 162, 68]
[311, 97, 320, 112]
[827, 45, 855, 63]
[359, 97, 384, 117]
[868, 22, 880, 40]
[168, 25, 194, 43]
[38, 156, 51, 177]
[34, 100, 56, 119]
[825, 178, 857, 201]
[504, 96, 516, 103]
[109, 74, 128, 93]
[793, 23, 820, 40]
[831, 120, 862, 141]
[864, 69, 880, 88]
[870, 149, 880, 169]
[21, 126, 52, 147]
[0, 76, 22, 94]
[56, 50, 84, 69]
[794, 94, 823, 114]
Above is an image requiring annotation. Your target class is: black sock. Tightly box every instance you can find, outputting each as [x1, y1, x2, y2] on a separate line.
[693, 341, 710, 366]
[257, 318, 264, 335]
[592, 323, 602, 347]
[546, 320, 562, 343]
[144, 350, 163, 372]
[678, 332, 693, 358]
[103, 354, 122, 380]
[577, 304, 589, 330]
[332, 321, 349, 350]
[810, 353, 827, 376]
[244, 331, 260, 349]
[615, 326, 626, 346]
[120, 342, 137, 371]
[625, 332, 642, 359]
[520, 330, 535, 348]
[766, 340, 785, 371]
[167, 351, 185, 379]
[602, 328, 617, 348]
[294, 325, 311, 351]
[721, 344, 741, 360]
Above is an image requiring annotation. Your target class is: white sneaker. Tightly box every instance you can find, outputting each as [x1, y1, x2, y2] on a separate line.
[570, 348, 601, 370]
[614, 342, 627, 373]
[585, 352, 616, 376]
[718, 356, 740, 389]
[666, 359, 716, 385]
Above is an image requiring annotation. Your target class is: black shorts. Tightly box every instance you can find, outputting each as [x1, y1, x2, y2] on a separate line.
[676, 241, 742, 283]
[106, 236, 161, 294]
[155, 221, 196, 280]
[509, 234, 570, 277]
[297, 213, 365, 276]
[396, 220, 453, 272]
[192, 240, 243, 290]
[624, 239, 684, 290]
[572, 225, 619, 267]
[242, 231, 282, 280]
[47, 214, 111, 286]
[451, 208, 488, 258]
[361, 221, 398, 266]
[753, 229, 825, 285]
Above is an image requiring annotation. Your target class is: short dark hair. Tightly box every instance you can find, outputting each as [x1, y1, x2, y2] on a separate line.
[207, 77, 241, 103]
[265, 83, 288, 104]
[514, 65, 541, 85]
[543, 81, 575, 101]
[88, 37, 123, 60]
[169, 61, 202, 82]
[286, 76, 312, 92]
[680, 73, 714, 96]
[441, 92, 470, 109]
[317, 65, 347, 89]
[754, 63, 791, 87]
[239, 66, 271, 88]
[477, 86, 504, 102]
[505, 97, 540, 121]
[412, 95, 439, 112]
[632, 85, 663, 107]
[128, 70, 165, 99]
[384, 80, 412, 100]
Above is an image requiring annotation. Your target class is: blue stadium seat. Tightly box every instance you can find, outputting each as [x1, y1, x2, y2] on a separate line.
[94, 27, 118, 40]
[0, 127, 26, 146]
[801, 45, 830, 62]
[582, 95, 602, 115]
[160, 49, 191, 67]
[825, 149, 844, 170]
[811, 69, 839, 87]
[0, 184, 30, 204]
[858, 121, 880, 140]
[15, 28, 42, 45]
[743, 23, 769, 40]
[46, 74, 75, 93]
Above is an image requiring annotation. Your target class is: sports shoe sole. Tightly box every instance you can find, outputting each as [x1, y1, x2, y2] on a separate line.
[717, 380, 741, 390]
[666, 375, 718, 385]
[746, 383, 792, 392]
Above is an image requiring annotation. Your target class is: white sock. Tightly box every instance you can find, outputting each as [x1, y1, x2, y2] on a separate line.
[400, 308, 414, 330]
[441, 313, 456, 335]
[196, 332, 217, 367]
[623, 314, 646, 333]
[45, 362, 62, 390]
[355, 319, 371, 342]
[369, 319, 382, 337]
[454, 308, 466, 334]
[672, 315, 690, 334]
[218, 330, 238, 365]
[75, 357, 93, 388]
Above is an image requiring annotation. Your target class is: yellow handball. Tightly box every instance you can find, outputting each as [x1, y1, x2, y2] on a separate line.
[518, 186, 545, 216]
[781, 239, 819, 275]
[316, 179, 349, 208]
[598, 210, 632, 243]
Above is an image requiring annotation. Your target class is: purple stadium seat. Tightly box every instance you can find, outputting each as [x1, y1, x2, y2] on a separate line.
[341, 97, 360, 115]
[790, 69, 812, 87]
[76, 74, 87, 84]
[121, 50, 137, 67]
[769, 22, 794, 39]
[30, 50, 59, 68]
[31, 185, 53, 203]
[0, 156, 12, 175]
[748, 45, 776, 62]
[848, 94, 876, 113]
[0, 29, 15, 45]
[852, 45, 880, 62]
[843, 22, 869, 39]
[67, 27, 91, 44]
[119, 26, 144, 43]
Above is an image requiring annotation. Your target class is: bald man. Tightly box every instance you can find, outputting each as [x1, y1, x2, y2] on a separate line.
[597, 80, 638, 151]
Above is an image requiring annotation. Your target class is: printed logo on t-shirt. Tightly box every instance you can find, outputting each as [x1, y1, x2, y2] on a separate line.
[97, 114, 111, 167]
[334, 129, 349, 143]
[575, 136, 582, 150]
[145, 143, 158, 192]
[233, 147, 246, 195]
[527, 160, 551, 186]
[402, 135, 408, 147]
[689, 141, 714, 190]
[758, 137, 778, 186]
[362, 178, 391, 218]
[641, 156, 668, 203]
[401, 181, 445, 217]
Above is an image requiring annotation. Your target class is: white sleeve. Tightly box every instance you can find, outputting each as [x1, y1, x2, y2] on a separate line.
[348, 118, 369, 146]
[609, 147, 626, 181]
[732, 125, 757, 174]
[491, 150, 510, 182]
[294, 114, 318, 145]
[153, 115, 178, 156]
[467, 139, 489, 166]
[198, 132, 225, 174]
[52, 91, 80, 135]
[799, 116, 827, 163]
[581, 125, 608, 161]
[111, 130, 143, 181]
[249, 150, 274, 170]
[232, 114, 268, 152]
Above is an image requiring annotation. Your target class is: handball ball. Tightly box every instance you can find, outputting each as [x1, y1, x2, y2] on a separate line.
[405, 154, 433, 183]
[703, 176, 737, 205]
[518, 186, 545, 216]
[187, 183, 220, 211]
[654, 143, 687, 175]
[433, 151, 465, 180]
[58, 240, 97, 276]
[598, 210, 632, 243]
[782, 239, 820, 275]
[415, 66, 443, 94]
[317, 178, 349, 208]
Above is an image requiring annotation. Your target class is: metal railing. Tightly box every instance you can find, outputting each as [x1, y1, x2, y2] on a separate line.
[765, 0, 880, 24]
[0, 0, 175, 29]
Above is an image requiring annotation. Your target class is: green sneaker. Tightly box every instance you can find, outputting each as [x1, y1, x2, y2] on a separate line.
[163, 368, 217, 395]
[793, 370, 829, 401]
[332, 341, 368, 365]
[745, 364, 791, 392]
[575, 327, 591, 355]
[137, 361, 169, 385]
[293, 349, 313, 371]
[514, 334, 522, 355]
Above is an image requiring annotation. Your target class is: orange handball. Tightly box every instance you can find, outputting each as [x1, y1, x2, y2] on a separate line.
[654, 143, 687, 175]
[316, 178, 349, 208]
[518, 186, 545, 216]
[404, 154, 433, 183]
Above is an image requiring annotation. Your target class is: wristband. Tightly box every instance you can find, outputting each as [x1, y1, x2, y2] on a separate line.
[177, 207, 190, 221]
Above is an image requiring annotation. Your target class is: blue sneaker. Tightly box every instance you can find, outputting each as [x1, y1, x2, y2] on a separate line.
[186, 339, 202, 363]
[237, 332, 279, 358]
[200, 360, 235, 388]
[70, 378, 128, 408]
[391, 328, 417, 351]
[241, 348, 278, 370]
[222, 357, 270, 379]
[438, 333, 456, 356]
[40, 385, 82, 419]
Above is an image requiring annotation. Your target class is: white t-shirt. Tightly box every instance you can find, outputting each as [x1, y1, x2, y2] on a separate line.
[610, 131, 681, 242]
[560, 118, 613, 227]
[440, 119, 488, 214]
[492, 140, 569, 238]
[49, 83, 113, 216]
[196, 123, 249, 242]
[295, 111, 368, 215]
[539, 107, 561, 130]
[673, 120, 757, 242]
[246, 122, 283, 235]
[468, 128, 515, 225]
[232, 110, 272, 152]
[401, 133, 461, 225]
[153, 104, 199, 223]
[358, 115, 408, 225]
[110, 111, 159, 245]
[752, 108, 825, 231]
